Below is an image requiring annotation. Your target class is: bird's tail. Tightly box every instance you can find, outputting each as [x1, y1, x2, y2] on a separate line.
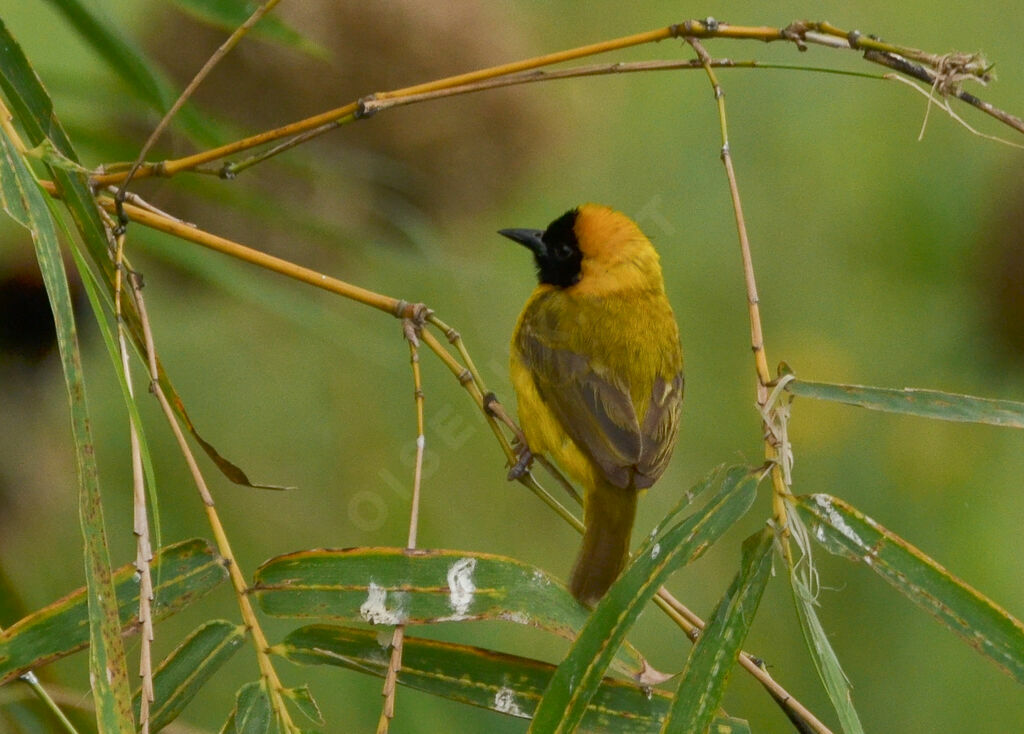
[569, 480, 638, 606]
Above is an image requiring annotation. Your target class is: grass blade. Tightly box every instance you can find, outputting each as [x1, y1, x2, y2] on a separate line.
[529, 465, 762, 734]
[0, 119, 132, 731]
[662, 528, 774, 734]
[275, 624, 751, 733]
[794, 494, 1024, 683]
[788, 379, 1024, 428]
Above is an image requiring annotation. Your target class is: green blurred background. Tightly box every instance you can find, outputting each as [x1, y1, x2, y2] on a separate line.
[1, 0, 1022, 731]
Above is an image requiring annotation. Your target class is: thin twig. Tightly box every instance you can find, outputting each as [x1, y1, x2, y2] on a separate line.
[89, 17, 1022, 186]
[130, 273, 300, 733]
[357, 57, 882, 116]
[226, 57, 884, 175]
[92, 23, 683, 185]
[687, 37, 794, 561]
[96, 195, 417, 319]
[115, 0, 283, 199]
[111, 223, 154, 733]
[686, 37, 834, 734]
[377, 319, 428, 734]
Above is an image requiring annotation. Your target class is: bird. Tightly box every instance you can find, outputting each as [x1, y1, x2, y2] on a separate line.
[500, 204, 683, 606]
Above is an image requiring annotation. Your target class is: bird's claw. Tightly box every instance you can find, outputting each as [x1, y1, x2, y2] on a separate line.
[507, 445, 534, 481]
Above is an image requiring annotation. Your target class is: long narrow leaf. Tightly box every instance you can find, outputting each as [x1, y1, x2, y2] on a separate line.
[530, 465, 762, 734]
[790, 570, 864, 734]
[68, 241, 161, 553]
[254, 547, 652, 682]
[42, 0, 221, 146]
[0, 19, 77, 156]
[0, 16, 116, 286]
[136, 620, 246, 733]
[167, 0, 328, 58]
[795, 494, 1024, 683]
[663, 528, 774, 734]
[0, 539, 227, 684]
[275, 624, 751, 733]
[788, 379, 1024, 428]
[0, 121, 132, 732]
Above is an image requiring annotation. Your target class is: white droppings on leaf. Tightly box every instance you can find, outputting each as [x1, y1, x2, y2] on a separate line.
[813, 494, 872, 556]
[493, 687, 528, 718]
[650, 542, 661, 559]
[447, 557, 477, 616]
[359, 581, 404, 625]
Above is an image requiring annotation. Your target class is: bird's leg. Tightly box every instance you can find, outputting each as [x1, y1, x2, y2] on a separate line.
[483, 392, 535, 480]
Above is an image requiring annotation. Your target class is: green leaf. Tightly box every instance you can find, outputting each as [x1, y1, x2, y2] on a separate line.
[167, 0, 329, 58]
[253, 547, 651, 681]
[275, 624, 751, 733]
[0, 19, 77, 156]
[0, 113, 132, 732]
[787, 379, 1024, 428]
[41, 0, 221, 147]
[222, 681, 271, 734]
[663, 528, 774, 734]
[0, 539, 227, 685]
[529, 465, 763, 734]
[136, 620, 246, 732]
[794, 494, 1024, 684]
[0, 14, 117, 290]
[790, 567, 864, 734]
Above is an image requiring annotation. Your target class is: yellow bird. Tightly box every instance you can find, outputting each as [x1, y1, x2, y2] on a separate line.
[500, 204, 683, 606]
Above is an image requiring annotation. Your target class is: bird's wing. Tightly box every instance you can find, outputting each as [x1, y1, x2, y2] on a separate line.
[516, 326, 643, 489]
[635, 372, 684, 488]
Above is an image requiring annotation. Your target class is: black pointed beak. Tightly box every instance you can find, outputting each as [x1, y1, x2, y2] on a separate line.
[498, 228, 547, 257]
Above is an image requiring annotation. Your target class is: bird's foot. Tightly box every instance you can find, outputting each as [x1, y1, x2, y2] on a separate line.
[507, 444, 534, 481]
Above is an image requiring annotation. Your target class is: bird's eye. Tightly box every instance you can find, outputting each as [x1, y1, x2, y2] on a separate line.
[554, 243, 574, 260]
